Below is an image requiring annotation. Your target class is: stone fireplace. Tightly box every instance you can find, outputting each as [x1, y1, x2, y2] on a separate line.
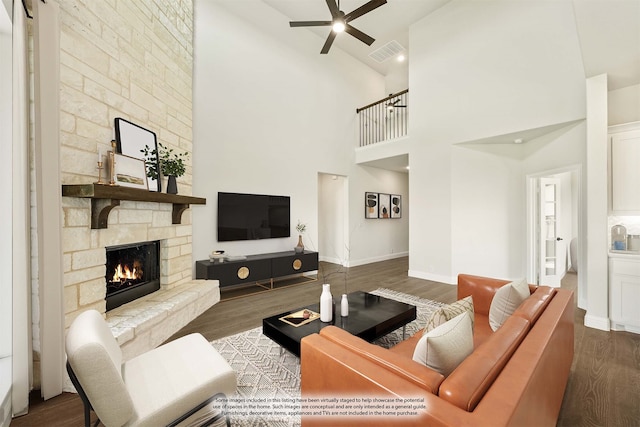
[27, 0, 213, 396]
[61, 196, 219, 363]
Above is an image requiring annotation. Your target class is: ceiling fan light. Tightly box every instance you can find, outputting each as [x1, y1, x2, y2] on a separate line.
[332, 20, 345, 33]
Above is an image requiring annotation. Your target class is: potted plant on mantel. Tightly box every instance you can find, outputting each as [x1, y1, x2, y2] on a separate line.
[142, 143, 188, 194]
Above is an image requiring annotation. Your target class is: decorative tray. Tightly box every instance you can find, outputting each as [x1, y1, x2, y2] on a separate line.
[279, 309, 319, 327]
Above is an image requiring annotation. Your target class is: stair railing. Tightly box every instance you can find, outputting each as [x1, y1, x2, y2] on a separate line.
[356, 89, 408, 147]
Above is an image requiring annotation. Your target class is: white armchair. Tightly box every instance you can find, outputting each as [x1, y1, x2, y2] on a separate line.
[65, 309, 236, 427]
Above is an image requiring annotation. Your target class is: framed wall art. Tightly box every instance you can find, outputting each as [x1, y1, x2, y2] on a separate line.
[113, 154, 149, 190]
[365, 192, 378, 218]
[115, 117, 161, 192]
[391, 194, 402, 218]
[378, 193, 391, 218]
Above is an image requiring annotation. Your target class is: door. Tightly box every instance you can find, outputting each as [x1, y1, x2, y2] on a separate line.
[539, 177, 563, 287]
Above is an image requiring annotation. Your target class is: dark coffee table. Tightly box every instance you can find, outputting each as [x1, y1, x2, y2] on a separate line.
[262, 290, 417, 357]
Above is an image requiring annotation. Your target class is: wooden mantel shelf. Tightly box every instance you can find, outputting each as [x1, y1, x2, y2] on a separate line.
[62, 183, 206, 229]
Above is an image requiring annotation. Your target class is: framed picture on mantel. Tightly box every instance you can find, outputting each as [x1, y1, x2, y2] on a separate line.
[113, 154, 149, 190]
[115, 117, 161, 192]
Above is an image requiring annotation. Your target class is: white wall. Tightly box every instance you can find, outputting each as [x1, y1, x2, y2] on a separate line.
[450, 145, 524, 278]
[348, 165, 409, 266]
[384, 64, 408, 95]
[609, 84, 640, 125]
[192, 1, 387, 264]
[408, 0, 586, 283]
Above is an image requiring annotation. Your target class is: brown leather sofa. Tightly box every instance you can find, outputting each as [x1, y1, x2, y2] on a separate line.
[300, 274, 574, 426]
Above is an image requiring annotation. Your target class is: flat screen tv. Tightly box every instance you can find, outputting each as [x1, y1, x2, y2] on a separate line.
[217, 192, 291, 242]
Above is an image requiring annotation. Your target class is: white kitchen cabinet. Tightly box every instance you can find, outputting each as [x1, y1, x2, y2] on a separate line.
[609, 255, 640, 334]
[610, 122, 640, 214]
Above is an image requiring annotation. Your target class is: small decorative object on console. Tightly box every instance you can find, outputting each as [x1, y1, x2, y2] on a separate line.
[295, 220, 306, 253]
[209, 250, 225, 262]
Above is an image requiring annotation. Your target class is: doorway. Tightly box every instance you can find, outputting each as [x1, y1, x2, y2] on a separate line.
[527, 166, 582, 299]
[317, 173, 349, 266]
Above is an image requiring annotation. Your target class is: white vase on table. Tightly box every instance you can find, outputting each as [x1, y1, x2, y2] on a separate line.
[320, 284, 333, 322]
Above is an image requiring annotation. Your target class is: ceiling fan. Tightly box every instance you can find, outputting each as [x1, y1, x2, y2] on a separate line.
[289, 0, 387, 54]
[386, 96, 406, 113]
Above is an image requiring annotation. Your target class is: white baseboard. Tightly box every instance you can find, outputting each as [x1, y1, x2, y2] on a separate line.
[610, 322, 640, 334]
[318, 255, 347, 266]
[320, 252, 408, 267]
[408, 270, 456, 285]
[584, 313, 611, 331]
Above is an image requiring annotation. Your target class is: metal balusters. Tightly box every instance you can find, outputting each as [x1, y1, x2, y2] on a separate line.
[356, 89, 408, 147]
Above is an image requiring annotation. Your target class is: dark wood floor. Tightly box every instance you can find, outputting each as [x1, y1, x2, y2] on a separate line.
[11, 258, 640, 426]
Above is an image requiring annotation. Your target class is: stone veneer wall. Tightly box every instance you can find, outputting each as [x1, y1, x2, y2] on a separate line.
[58, 0, 195, 328]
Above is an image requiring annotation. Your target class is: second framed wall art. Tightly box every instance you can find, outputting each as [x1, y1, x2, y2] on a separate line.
[365, 192, 401, 219]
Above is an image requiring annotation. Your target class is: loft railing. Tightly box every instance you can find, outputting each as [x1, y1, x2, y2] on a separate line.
[356, 89, 408, 147]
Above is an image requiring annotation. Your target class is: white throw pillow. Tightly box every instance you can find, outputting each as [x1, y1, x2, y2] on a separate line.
[488, 278, 530, 331]
[423, 296, 474, 333]
[412, 312, 474, 376]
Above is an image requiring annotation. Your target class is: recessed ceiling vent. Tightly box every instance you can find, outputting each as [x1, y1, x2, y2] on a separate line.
[369, 40, 405, 63]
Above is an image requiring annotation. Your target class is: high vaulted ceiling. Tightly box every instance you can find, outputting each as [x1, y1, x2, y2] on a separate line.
[261, 0, 640, 90]
[263, 0, 451, 75]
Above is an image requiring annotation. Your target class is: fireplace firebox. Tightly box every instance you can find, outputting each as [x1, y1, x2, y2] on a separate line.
[105, 241, 160, 311]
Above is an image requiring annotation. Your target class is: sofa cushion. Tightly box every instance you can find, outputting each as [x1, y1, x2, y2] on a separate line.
[489, 278, 530, 331]
[439, 315, 531, 412]
[423, 296, 474, 333]
[413, 312, 474, 376]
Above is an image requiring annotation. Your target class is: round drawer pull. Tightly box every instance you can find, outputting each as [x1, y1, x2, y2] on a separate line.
[237, 266, 250, 279]
[293, 259, 302, 270]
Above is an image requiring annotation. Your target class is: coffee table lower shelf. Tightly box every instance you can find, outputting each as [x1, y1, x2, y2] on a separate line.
[262, 291, 417, 357]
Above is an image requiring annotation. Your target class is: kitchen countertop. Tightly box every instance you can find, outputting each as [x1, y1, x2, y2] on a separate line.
[609, 250, 640, 258]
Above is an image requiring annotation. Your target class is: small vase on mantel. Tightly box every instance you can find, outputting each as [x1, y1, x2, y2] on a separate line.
[320, 284, 333, 322]
[294, 235, 304, 253]
[166, 175, 178, 194]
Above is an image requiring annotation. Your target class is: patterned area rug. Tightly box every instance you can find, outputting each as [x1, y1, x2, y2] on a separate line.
[210, 288, 445, 427]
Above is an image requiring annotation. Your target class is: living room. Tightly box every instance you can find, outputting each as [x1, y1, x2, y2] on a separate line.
[2, 0, 639, 425]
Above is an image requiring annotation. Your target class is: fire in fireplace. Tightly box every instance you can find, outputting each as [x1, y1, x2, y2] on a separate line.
[105, 241, 160, 311]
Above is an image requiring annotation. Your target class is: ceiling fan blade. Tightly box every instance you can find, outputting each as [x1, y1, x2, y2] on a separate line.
[344, 0, 387, 22]
[345, 24, 375, 46]
[321, 31, 337, 54]
[325, 0, 340, 18]
[290, 21, 332, 27]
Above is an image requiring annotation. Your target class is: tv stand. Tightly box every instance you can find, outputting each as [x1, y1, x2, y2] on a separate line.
[195, 251, 319, 300]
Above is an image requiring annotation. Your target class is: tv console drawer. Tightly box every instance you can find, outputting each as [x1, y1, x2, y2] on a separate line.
[198, 258, 271, 287]
[195, 251, 319, 289]
[272, 252, 319, 277]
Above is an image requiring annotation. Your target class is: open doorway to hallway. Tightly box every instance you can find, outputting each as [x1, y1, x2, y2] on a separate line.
[317, 173, 349, 267]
